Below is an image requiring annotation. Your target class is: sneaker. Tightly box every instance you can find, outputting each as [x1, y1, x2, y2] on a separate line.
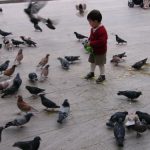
[96, 75, 105, 83]
[84, 72, 94, 79]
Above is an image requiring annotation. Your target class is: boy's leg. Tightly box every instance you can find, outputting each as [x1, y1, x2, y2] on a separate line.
[84, 63, 96, 79]
[91, 63, 96, 72]
[96, 64, 106, 83]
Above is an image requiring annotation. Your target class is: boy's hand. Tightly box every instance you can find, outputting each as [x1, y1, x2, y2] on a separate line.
[86, 42, 90, 47]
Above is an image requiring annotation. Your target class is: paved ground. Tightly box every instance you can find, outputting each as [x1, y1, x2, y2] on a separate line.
[0, 0, 150, 149]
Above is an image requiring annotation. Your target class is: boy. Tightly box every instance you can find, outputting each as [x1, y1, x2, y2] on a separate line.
[85, 10, 108, 83]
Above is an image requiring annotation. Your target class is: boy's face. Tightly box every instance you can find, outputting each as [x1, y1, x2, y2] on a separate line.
[88, 19, 100, 28]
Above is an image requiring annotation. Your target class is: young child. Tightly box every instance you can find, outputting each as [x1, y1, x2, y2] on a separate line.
[85, 10, 108, 83]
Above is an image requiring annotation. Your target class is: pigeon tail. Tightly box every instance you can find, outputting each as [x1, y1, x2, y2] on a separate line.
[117, 138, 124, 147]
[5, 122, 14, 128]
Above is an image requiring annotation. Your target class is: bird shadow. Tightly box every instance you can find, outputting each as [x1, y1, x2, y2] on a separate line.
[42, 109, 59, 114]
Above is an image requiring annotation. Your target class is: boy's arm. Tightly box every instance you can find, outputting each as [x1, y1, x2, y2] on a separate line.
[90, 30, 107, 48]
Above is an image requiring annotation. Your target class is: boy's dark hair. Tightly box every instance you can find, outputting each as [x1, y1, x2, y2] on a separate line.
[87, 10, 102, 22]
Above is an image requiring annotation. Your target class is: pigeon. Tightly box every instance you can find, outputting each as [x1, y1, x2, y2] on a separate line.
[5, 113, 33, 128]
[17, 95, 37, 113]
[24, 1, 47, 15]
[37, 16, 56, 30]
[45, 18, 56, 30]
[57, 99, 70, 124]
[37, 54, 50, 68]
[114, 118, 125, 147]
[34, 23, 42, 32]
[14, 49, 23, 65]
[39, 94, 60, 110]
[0, 127, 4, 142]
[131, 121, 147, 137]
[0, 29, 12, 38]
[115, 34, 127, 44]
[115, 52, 127, 59]
[125, 113, 147, 136]
[1, 84, 19, 98]
[3, 38, 13, 50]
[117, 90, 142, 101]
[64, 56, 80, 63]
[40, 64, 49, 80]
[11, 39, 24, 47]
[110, 55, 124, 66]
[26, 86, 45, 96]
[20, 36, 37, 47]
[0, 60, 10, 74]
[132, 58, 148, 70]
[136, 111, 150, 125]
[74, 32, 88, 41]
[13, 73, 22, 89]
[0, 79, 12, 91]
[57, 57, 70, 70]
[3, 65, 17, 77]
[106, 111, 128, 128]
[13, 136, 41, 150]
[24, 1, 47, 32]
[76, 3, 86, 14]
[0, 8, 2, 12]
[28, 73, 38, 82]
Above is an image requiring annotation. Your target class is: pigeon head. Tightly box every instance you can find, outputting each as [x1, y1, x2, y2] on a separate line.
[15, 73, 20, 78]
[139, 91, 142, 95]
[12, 143, 17, 147]
[46, 54, 50, 58]
[57, 57, 61, 61]
[25, 86, 30, 90]
[34, 136, 41, 141]
[135, 111, 142, 115]
[28, 73, 38, 81]
[20, 36, 24, 38]
[124, 111, 128, 115]
[79, 4, 83, 10]
[45, 64, 50, 68]
[74, 32, 77, 35]
[62, 99, 70, 107]
[115, 34, 118, 38]
[18, 49, 23, 53]
[17, 95, 23, 100]
[6, 60, 10, 64]
[25, 112, 34, 118]
[12, 65, 17, 68]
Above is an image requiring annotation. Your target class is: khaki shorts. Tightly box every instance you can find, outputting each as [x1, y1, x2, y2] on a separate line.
[88, 53, 106, 65]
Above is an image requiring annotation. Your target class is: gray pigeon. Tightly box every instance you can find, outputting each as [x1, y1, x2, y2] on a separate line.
[57, 57, 70, 70]
[114, 118, 125, 147]
[5, 113, 33, 128]
[0, 60, 10, 74]
[64, 56, 80, 63]
[28, 72, 38, 82]
[57, 99, 70, 124]
[106, 111, 128, 128]
[13, 73, 22, 88]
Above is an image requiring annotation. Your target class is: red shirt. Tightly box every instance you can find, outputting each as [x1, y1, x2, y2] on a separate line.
[89, 25, 108, 55]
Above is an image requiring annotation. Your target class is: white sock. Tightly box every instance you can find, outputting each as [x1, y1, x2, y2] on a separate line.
[90, 63, 96, 72]
[99, 65, 105, 75]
